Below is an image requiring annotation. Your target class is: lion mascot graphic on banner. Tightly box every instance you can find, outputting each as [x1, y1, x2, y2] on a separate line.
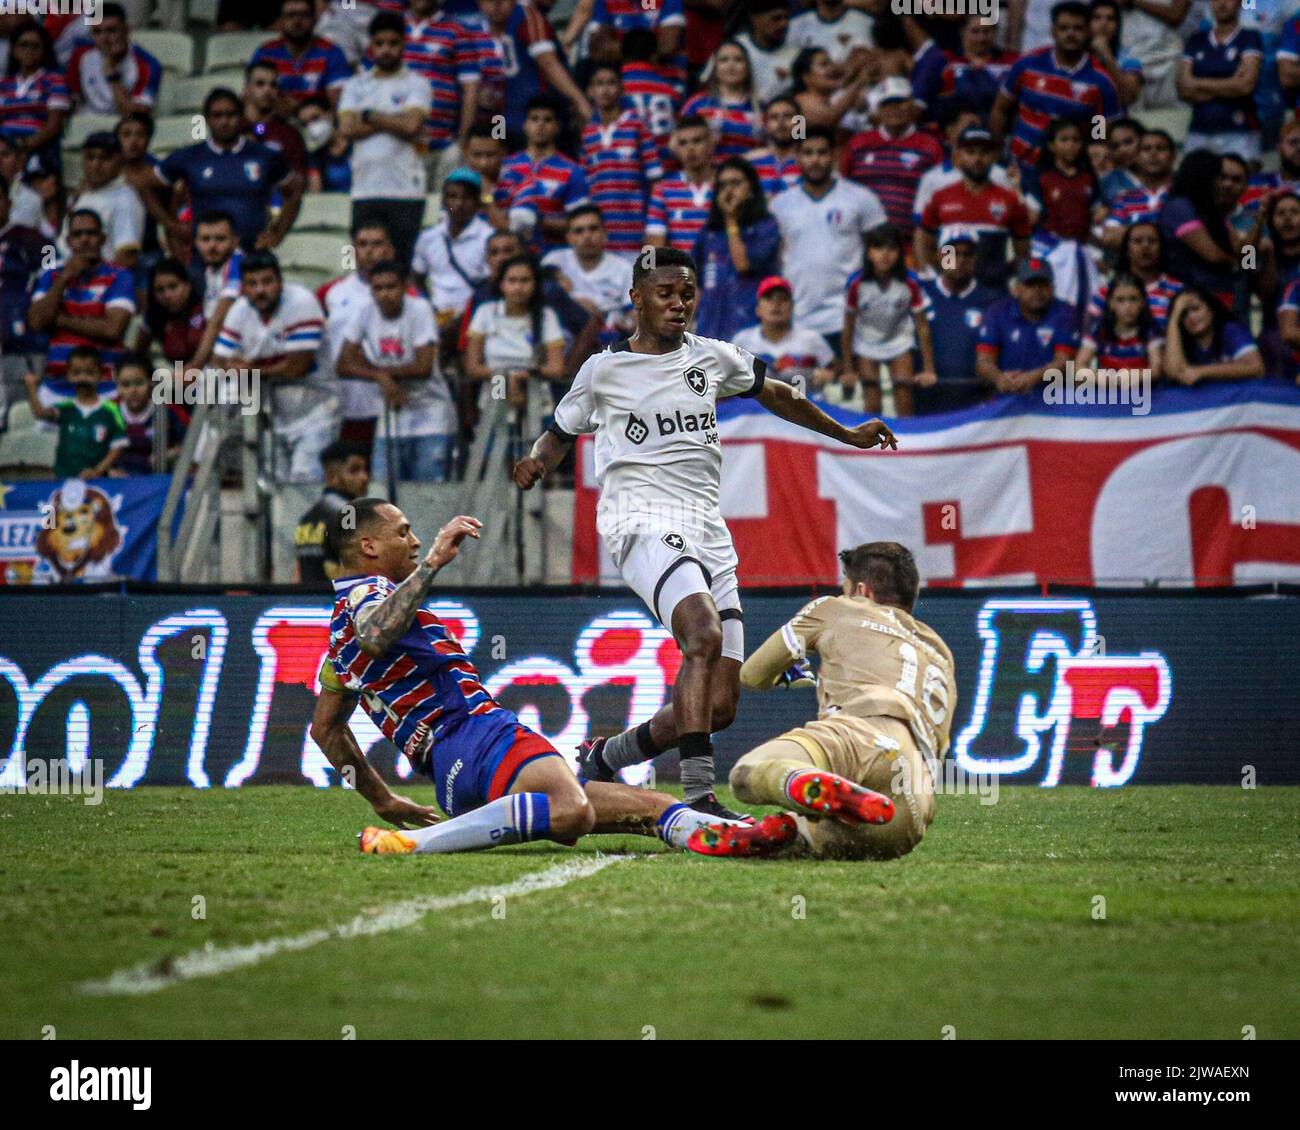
[34, 480, 124, 582]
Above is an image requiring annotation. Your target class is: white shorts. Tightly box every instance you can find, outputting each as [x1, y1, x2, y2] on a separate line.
[605, 523, 744, 661]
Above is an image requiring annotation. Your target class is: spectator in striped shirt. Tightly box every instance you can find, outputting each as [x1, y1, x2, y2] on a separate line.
[744, 94, 802, 198]
[619, 27, 683, 169]
[929, 15, 1020, 127]
[841, 76, 943, 244]
[990, 1, 1120, 169]
[1089, 222, 1182, 331]
[404, 0, 496, 174]
[681, 41, 763, 164]
[582, 63, 664, 256]
[66, 3, 162, 117]
[1076, 273, 1164, 382]
[1100, 129, 1176, 251]
[29, 208, 137, 402]
[494, 95, 590, 254]
[644, 114, 715, 252]
[251, 0, 352, 112]
[0, 23, 69, 175]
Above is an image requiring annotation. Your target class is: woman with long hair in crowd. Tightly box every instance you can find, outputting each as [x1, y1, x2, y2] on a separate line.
[682, 41, 763, 162]
[692, 156, 780, 341]
[789, 46, 871, 135]
[1076, 273, 1164, 380]
[1163, 286, 1264, 386]
[1089, 222, 1182, 330]
[0, 22, 68, 175]
[1159, 150, 1246, 309]
[133, 256, 206, 367]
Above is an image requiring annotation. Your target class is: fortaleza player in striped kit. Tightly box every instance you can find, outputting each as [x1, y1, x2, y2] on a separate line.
[309, 502, 791, 855]
[513, 246, 898, 821]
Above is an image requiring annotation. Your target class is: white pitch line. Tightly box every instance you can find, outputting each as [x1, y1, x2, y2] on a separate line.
[80, 853, 633, 997]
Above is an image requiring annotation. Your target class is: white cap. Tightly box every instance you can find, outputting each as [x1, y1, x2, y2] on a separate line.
[869, 76, 915, 115]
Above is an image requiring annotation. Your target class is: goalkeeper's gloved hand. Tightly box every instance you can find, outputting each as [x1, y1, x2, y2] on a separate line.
[776, 659, 815, 689]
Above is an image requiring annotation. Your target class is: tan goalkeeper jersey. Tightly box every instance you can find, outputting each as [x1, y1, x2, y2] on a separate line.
[742, 594, 958, 757]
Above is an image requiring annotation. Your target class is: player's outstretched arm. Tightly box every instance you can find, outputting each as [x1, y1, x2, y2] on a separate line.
[354, 515, 482, 657]
[756, 377, 898, 451]
[740, 625, 808, 691]
[309, 684, 439, 828]
[512, 428, 572, 490]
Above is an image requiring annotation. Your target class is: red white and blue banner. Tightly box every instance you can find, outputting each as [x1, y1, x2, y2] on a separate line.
[0, 475, 174, 584]
[572, 381, 1300, 587]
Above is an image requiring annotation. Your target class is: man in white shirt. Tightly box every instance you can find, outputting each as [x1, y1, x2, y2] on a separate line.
[318, 220, 398, 451]
[770, 126, 887, 351]
[541, 205, 633, 324]
[62, 133, 145, 272]
[214, 250, 333, 483]
[733, 276, 837, 391]
[735, 0, 803, 105]
[336, 260, 454, 483]
[412, 167, 493, 335]
[338, 11, 433, 270]
[789, 0, 874, 66]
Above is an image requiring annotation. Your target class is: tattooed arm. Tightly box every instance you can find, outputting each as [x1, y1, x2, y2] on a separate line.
[353, 514, 482, 658]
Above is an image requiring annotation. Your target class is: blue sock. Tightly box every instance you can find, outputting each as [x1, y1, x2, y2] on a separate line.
[406, 793, 552, 853]
[656, 802, 743, 850]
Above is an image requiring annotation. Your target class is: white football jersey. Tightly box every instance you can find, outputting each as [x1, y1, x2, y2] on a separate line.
[551, 333, 766, 537]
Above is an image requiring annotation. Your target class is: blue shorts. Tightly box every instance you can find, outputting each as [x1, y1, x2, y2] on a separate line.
[429, 714, 562, 818]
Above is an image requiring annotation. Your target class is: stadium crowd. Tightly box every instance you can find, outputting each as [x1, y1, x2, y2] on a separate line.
[0, 0, 1297, 501]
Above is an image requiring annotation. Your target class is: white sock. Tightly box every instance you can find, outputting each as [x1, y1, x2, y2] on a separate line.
[655, 801, 745, 850]
[406, 793, 551, 854]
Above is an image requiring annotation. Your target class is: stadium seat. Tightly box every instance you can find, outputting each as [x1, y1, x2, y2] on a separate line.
[1134, 105, 1192, 145]
[0, 403, 56, 474]
[133, 31, 195, 77]
[294, 193, 352, 234]
[64, 113, 120, 149]
[189, 0, 220, 24]
[204, 31, 273, 75]
[151, 114, 203, 156]
[162, 73, 231, 116]
[278, 232, 349, 280]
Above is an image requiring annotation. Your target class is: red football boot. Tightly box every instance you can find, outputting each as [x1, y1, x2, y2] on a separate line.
[687, 812, 799, 857]
[785, 770, 895, 825]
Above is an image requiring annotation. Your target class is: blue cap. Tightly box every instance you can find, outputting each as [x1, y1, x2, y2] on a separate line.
[444, 166, 483, 191]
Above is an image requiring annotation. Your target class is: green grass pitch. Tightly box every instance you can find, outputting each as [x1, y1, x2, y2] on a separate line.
[2, 785, 1298, 1040]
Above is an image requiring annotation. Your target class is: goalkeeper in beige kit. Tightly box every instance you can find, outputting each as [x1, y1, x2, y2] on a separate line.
[688, 541, 957, 860]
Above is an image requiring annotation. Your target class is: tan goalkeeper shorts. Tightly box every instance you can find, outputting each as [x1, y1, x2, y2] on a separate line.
[781, 714, 936, 860]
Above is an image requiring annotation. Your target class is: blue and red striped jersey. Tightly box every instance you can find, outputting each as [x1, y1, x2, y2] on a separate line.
[999, 47, 1120, 167]
[841, 127, 944, 239]
[1088, 274, 1180, 332]
[581, 109, 663, 254]
[0, 68, 70, 140]
[328, 574, 509, 765]
[32, 261, 136, 390]
[1104, 184, 1169, 231]
[404, 13, 495, 149]
[495, 151, 590, 252]
[620, 62, 682, 166]
[747, 149, 800, 197]
[250, 36, 352, 103]
[645, 172, 713, 252]
[679, 92, 762, 161]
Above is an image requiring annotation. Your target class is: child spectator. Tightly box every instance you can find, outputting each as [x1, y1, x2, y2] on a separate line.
[24, 345, 128, 479]
[1077, 273, 1164, 380]
[113, 353, 188, 475]
[842, 223, 936, 416]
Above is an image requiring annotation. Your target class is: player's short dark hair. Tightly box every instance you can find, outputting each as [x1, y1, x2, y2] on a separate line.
[1051, 0, 1090, 23]
[196, 210, 235, 230]
[369, 257, 406, 281]
[675, 113, 711, 135]
[1143, 128, 1175, 151]
[525, 93, 564, 119]
[67, 207, 104, 232]
[320, 439, 366, 471]
[66, 344, 103, 370]
[245, 59, 280, 82]
[242, 250, 281, 279]
[798, 124, 836, 148]
[369, 10, 406, 38]
[587, 61, 622, 85]
[330, 496, 395, 563]
[632, 246, 697, 287]
[115, 352, 152, 377]
[567, 203, 604, 227]
[203, 87, 242, 116]
[352, 218, 392, 243]
[839, 542, 920, 611]
[1110, 116, 1144, 138]
[465, 122, 504, 147]
[116, 109, 155, 141]
[763, 93, 798, 113]
[101, 2, 128, 22]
